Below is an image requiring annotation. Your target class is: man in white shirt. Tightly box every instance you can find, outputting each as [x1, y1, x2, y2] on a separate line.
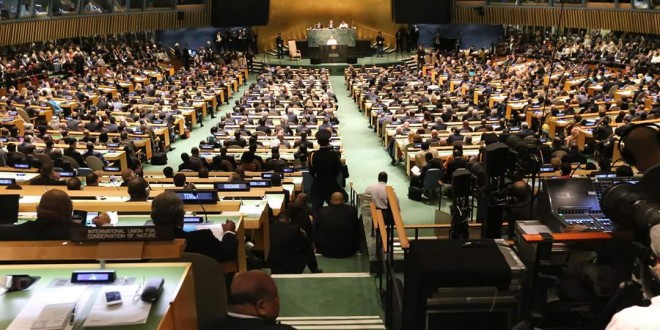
[326, 36, 338, 46]
[338, 21, 349, 29]
[364, 172, 393, 225]
[607, 294, 660, 329]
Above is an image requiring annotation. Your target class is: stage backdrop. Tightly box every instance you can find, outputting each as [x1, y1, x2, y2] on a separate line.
[254, 0, 402, 53]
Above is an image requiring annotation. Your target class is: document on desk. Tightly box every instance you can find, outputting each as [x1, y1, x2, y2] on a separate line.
[83, 286, 152, 327]
[8, 287, 88, 330]
[195, 224, 225, 241]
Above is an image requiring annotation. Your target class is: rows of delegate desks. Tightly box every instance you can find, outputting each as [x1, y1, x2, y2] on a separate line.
[0, 169, 308, 273]
[0, 69, 252, 329]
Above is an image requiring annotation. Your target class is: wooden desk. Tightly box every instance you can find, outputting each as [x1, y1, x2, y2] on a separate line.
[0, 262, 197, 330]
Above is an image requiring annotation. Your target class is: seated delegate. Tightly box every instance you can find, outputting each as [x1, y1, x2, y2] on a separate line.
[0, 190, 82, 240]
[151, 190, 238, 263]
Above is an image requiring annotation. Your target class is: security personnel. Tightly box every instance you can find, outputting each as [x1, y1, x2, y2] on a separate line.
[376, 31, 385, 57]
[309, 129, 342, 215]
[276, 33, 285, 59]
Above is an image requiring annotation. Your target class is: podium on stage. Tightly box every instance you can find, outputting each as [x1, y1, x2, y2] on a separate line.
[319, 45, 348, 63]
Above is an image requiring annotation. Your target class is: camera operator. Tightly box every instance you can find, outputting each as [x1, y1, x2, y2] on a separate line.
[604, 124, 660, 329]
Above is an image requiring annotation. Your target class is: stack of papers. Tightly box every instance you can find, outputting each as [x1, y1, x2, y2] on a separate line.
[83, 286, 152, 327]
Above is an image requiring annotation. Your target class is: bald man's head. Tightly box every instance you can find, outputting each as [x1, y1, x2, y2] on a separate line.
[37, 190, 73, 223]
[227, 270, 280, 324]
[625, 125, 660, 173]
[329, 192, 344, 205]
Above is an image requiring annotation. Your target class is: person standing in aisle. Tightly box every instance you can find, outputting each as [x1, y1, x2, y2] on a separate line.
[276, 33, 285, 59]
[308, 129, 342, 216]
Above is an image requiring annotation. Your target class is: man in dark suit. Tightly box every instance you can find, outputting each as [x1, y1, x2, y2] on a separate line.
[127, 177, 151, 202]
[309, 129, 342, 214]
[151, 191, 238, 262]
[190, 147, 211, 170]
[562, 142, 587, 164]
[255, 118, 272, 136]
[178, 153, 202, 172]
[30, 164, 66, 186]
[82, 142, 108, 165]
[444, 149, 468, 182]
[228, 131, 247, 148]
[200, 270, 295, 330]
[276, 33, 285, 59]
[293, 132, 313, 149]
[480, 125, 499, 145]
[268, 213, 318, 274]
[516, 123, 535, 139]
[264, 150, 287, 173]
[317, 192, 360, 258]
[446, 128, 464, 145]
[64, 139, 87, 167]
[0, 189, 81, 240]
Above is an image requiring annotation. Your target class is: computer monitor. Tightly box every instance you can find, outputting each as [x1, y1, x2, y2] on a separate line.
[543, 178, 600, 212]
[0, 194, 20, 225]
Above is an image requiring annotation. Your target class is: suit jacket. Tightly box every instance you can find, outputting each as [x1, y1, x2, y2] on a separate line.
[176, 228, 238, 262]
[445, 157, 468, 182]
[309, 147, 342, 199]
[317, 204, 360, 258]
[200, 315, 296, 330]
[264, 159, 287, 173]
[447, 133, 464, 144]
[30, 176, 66, 186]
[0, 218, 82, 240]
[64, 148, 87, 167]
[562, 150, 587, 164]
[268, 221, 311, 274]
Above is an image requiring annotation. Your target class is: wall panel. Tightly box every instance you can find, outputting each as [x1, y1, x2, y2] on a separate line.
[0, 9, 210, 46]
[453, 5, 660, 35]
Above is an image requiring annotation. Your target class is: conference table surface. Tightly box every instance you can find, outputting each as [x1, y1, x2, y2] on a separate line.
[0, 262, 196, 330]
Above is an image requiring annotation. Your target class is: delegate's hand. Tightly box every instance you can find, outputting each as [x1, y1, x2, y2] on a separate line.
[222, 220, 236, 233]
[92, 212, 112, 227]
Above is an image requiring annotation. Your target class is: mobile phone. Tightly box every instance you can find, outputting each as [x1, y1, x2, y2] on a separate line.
[104, 291, 122, 306]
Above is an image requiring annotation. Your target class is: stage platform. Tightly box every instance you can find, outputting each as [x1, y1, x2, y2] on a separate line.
[253, 53, 415, 75]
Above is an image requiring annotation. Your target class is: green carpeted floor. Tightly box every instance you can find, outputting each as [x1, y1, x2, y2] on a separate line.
[140, 72, 444, 324]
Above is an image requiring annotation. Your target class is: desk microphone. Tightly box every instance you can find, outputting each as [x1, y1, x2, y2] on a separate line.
[109, 176, 121, 191]
[190, 186, 210, 224]
[569, 162, 583, 178]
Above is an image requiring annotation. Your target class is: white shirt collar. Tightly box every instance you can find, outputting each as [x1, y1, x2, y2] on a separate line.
[227, 312, 261, 320]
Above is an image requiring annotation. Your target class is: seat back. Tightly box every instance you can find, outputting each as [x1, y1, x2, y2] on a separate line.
[414, 152, 427, 168]
[33, 153, 52, 167]
[16, 108, 32, 123]
[155, 253, 228, 325]
[252, 159, 262, 171]
[61, 155, 80, 169]
[85, 155, 105, 171]
[608, 85, 619, 97]
[422, 169, 444, 190]
[221, 159, 234, 172]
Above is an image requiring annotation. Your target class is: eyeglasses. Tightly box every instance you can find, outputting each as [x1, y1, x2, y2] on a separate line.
[132, 276, 145, 303]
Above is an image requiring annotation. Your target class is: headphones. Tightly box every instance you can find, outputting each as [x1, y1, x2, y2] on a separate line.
[619, 123, 660, 166]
